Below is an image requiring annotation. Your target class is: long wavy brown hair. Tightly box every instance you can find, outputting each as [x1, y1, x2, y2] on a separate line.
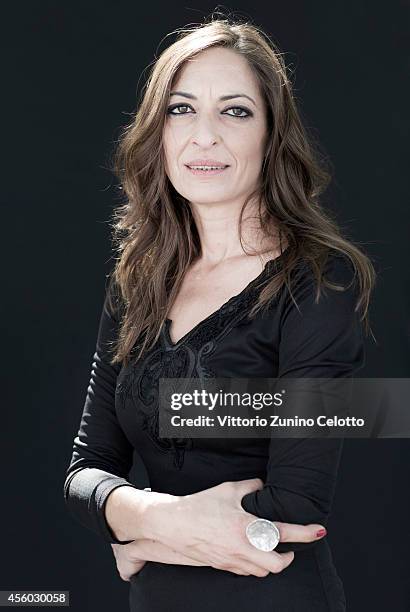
[106, 13, 376, 367]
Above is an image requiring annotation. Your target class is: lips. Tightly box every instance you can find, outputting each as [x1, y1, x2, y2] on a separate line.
[185, 159, 230, 167]
[185, 165, 229, 175]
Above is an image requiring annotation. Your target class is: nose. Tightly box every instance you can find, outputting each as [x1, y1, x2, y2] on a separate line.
[191, 114, 220, 148]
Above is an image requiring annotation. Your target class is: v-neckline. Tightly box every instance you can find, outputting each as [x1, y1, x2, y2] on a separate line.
[162, 249, 289, 348]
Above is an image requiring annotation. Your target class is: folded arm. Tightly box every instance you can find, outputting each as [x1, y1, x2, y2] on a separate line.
[241, 254, 365, 552]
[63, 276, 140, 544]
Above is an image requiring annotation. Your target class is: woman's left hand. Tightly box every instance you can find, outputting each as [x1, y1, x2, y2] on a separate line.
[111, 539, 206, 582]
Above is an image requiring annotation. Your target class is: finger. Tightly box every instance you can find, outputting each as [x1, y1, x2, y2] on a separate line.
[238, 548, 295, 575]
[211, 556, 270, 577]
[224, 562, 270, 578]
[270, 551, 295, 573]
[275, 522, 327, 543]
[238, 541, 295, 574]
[232, 478, 264, 496]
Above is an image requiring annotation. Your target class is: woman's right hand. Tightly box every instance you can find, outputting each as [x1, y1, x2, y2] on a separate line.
[146, 478, 328, 577]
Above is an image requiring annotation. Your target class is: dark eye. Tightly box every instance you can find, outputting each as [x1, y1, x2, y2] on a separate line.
[167, 104, 193, 115]
[224, 106, 252, 119]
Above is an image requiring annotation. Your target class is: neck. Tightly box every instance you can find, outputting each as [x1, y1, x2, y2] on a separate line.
[188, 196, 280, 266]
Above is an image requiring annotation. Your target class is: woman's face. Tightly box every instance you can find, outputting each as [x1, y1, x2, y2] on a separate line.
[163, 46, 269, 207]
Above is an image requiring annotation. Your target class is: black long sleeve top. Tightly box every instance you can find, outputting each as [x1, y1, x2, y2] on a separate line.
[64, 249, 365, 611]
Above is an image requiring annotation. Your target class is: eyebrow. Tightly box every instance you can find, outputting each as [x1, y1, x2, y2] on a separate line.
[169, 91, 257, 106]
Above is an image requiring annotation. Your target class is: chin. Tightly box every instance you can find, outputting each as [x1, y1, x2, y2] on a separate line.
[186, 193, 231, 204]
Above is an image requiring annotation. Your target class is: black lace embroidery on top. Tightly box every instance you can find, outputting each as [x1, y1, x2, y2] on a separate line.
[115, 258, 280, 470]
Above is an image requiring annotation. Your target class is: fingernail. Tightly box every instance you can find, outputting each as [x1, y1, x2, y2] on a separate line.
[316, 528, 327, 538]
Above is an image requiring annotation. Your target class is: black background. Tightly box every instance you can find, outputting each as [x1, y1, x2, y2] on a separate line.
[2, 2, 409, 611]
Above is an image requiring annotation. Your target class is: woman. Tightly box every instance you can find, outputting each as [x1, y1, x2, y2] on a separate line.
[64, 15, 375, 612]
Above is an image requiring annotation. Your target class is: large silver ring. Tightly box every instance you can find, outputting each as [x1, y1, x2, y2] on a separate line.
[245, 518, 280, 551]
